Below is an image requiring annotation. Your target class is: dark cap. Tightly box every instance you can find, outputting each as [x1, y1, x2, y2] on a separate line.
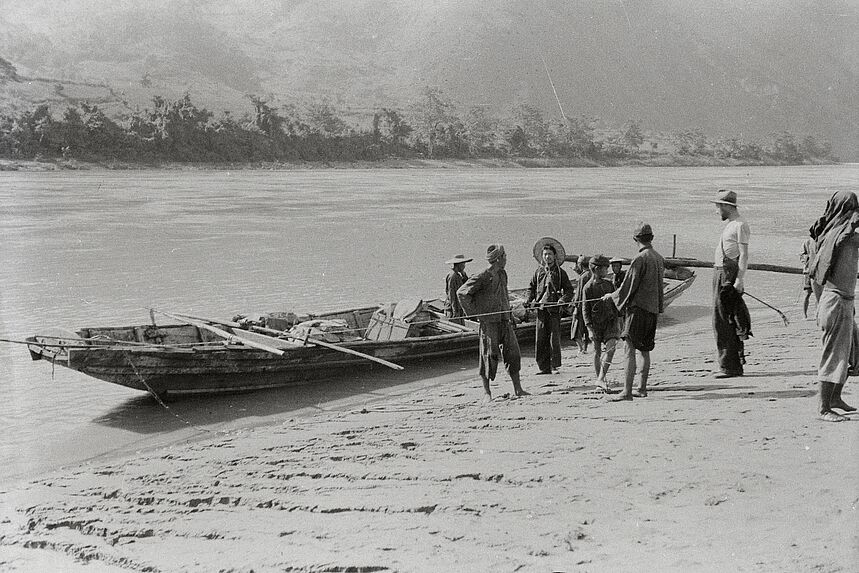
[589, 254, 610, 268]
[634, 222, 653, 239]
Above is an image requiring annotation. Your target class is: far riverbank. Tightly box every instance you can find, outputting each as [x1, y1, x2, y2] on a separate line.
[0, 155, 840, 172]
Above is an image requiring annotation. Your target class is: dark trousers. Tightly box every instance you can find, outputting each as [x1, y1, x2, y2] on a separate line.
[713, 265, 744, 375]
[535, 309, 562, 372]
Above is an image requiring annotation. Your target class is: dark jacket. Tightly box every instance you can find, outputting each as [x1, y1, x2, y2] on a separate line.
[457, 266, 512, 323]
[526, 264, 574, 314]
[719, 283, 753, 340]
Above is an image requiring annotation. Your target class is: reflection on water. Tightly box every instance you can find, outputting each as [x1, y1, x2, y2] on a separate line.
[0, 165, 855, 480]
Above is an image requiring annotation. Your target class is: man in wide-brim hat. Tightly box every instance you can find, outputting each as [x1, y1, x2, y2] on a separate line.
[711, 188, 751, 379]
[444, 254, 472, 322]
[609, 256, 626, 289]
[525, 238, 574, 374]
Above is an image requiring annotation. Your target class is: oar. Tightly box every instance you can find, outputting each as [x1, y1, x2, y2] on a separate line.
[151, 309, 285, 356]
[171, 312, 404, 371]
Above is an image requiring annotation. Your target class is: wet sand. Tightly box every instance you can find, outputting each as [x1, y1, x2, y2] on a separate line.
[1, 275, 857, 572]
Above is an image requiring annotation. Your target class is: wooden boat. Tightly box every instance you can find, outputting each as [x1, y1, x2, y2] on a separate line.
[26, 266, 695, 397]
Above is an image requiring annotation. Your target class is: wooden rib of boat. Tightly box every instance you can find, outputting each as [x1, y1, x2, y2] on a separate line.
[25, 267, 695, 397]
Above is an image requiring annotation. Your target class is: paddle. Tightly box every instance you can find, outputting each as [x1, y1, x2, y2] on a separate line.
[170, 312, 405, 371]
[151, 309, 285, 356]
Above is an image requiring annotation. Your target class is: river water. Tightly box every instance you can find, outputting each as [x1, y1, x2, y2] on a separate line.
[0, 165, 856, 481]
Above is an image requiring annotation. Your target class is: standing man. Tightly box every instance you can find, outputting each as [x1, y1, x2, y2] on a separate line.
[525, 238, 574, 374]
[570, 254, 592, 353]
[444, 254, 472, 323]
[603, 223, 665, 400]
[609, 257, 626, 289]
[808, 190, 859, 422]
[458, 244, 528, 400]
[711, 189, 750, 378]
[799, 235, 817, 318]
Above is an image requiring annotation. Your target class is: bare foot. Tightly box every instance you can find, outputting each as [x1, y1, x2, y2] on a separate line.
[633, 389, 648, 398]
[819, 410, 846, 422]
[830, 399, 856, 412]
[482, 393, 493, 404]
[609, 394, 633, 402]
[514, 388, 531, 397]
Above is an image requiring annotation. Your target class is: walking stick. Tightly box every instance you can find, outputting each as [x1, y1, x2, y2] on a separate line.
[743, 291, 790, 326]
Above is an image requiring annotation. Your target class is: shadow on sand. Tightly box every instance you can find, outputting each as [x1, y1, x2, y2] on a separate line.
[91, 353, 477, 434]
[659, 304, 711, 327]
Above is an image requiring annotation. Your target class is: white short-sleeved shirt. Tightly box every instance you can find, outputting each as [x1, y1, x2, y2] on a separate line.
[715, 218, 750, 266]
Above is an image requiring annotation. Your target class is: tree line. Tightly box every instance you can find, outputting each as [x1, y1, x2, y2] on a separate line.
[0, 87, 837, 165]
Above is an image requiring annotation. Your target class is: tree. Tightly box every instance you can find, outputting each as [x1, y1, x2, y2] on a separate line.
[248, 96, 286, 139]
[305, 99, 348, 138]
[671, 128, 707, 155]
[768, 131, 801, 163]
[410, 86, 459, 158]
[505, 104, 548, 157]
[372, 108, 412, 156]
[463, 105, 499, 157]
[621, 119, 644, 150]
[552, 115, 599, 158]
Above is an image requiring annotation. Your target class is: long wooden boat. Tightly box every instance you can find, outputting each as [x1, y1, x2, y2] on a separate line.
[26, 267, 695, 397]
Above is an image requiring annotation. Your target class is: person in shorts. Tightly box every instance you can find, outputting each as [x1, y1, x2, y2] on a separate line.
[603, 223, 665, 400]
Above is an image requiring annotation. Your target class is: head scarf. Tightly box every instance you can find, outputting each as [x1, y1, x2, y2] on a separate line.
[486, 244, 505, 263]
[808, 191, 859, 285]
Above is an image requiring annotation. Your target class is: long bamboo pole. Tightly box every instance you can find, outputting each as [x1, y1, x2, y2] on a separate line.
[171, 312, 404, 371]
[152, 310, 286, 356]
[564, 254, 804, 275]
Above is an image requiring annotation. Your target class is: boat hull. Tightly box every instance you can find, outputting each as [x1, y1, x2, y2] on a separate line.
[27, 269, 695, 396]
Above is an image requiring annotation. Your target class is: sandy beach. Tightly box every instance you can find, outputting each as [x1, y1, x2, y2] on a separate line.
[1, 273, 857, 573]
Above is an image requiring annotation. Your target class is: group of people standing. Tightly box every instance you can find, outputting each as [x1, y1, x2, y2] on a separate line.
[441, 188, 856, 422]
[444, 223, 664, 402]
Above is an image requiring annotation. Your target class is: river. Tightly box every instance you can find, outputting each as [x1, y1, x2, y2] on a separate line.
[0, 164, 855, 481]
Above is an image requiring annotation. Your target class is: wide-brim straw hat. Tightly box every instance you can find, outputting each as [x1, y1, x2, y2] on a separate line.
[710, 189, 738, 206]
[532, 237, 566, 266]
[445, 254, 473, 265]
[609, 257, 625, 264]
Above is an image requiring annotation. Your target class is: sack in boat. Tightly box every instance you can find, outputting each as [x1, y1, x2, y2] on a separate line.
[508, 292, 528, 324]
[233, 311, 309, 332]
[289, 319, 349, 343]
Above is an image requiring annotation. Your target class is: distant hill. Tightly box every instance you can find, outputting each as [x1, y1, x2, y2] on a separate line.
[1, 0, 857, 159]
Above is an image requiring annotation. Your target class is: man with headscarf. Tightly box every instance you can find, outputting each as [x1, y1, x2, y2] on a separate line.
[458, 244, 528, 400]
[808, 190, 859, 422]
[603, 223, 664, 400]
[525, 238, 574, 374]
[711, 189, 751, 378]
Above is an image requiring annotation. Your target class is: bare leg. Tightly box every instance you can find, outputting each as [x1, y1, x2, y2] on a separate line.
[611, 340, 635, 401]
[830, 383, 856, 412]
[802, 291, 811, 319]
[819, 381, 846, 421]
[598, 338, 617, 384]
[636, 350, 650, 396]
[512, 372, 529, 397]
[593, 343, 603, 378]
[481, 375, 492, 400]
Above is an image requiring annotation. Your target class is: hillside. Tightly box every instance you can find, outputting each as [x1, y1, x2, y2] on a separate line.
[1, 0, 857, 159]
